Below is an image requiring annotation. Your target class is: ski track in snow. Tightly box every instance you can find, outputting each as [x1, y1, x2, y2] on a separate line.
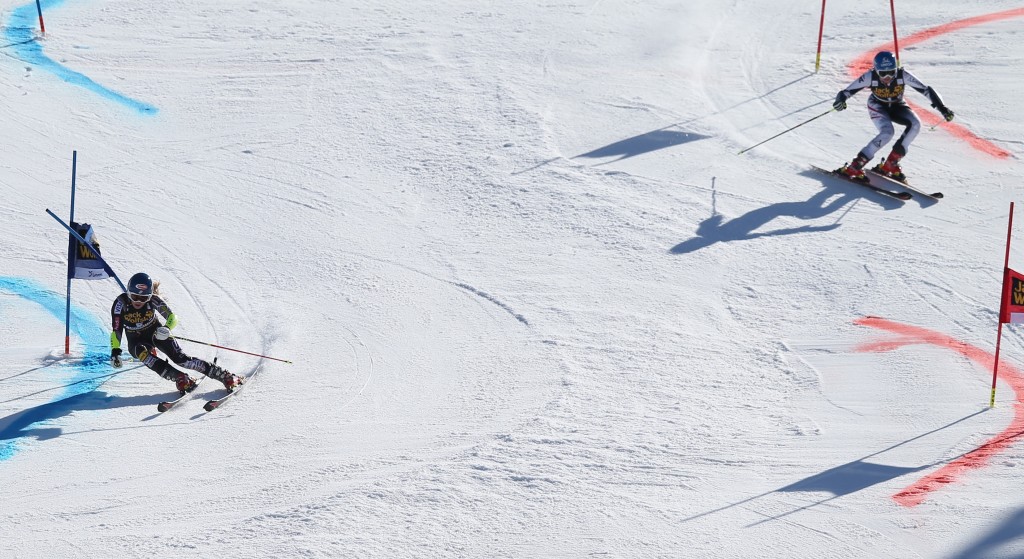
[3, 1, 1024, 557]
[452, 281, 530, 326]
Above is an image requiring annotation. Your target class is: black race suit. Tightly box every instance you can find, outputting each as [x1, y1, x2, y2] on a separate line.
[110, 293, 213, 380]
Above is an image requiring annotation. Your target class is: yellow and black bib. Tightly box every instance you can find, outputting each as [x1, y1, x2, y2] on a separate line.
[870, 69, 905, 104]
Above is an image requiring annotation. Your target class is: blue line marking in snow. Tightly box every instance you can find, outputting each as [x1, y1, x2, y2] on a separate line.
[0, 276, 111, 462]
[4, 0, 158, 115]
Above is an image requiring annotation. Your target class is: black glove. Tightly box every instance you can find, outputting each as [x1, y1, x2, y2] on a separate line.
[111, 347, 123, 369]
[833, 92, 848, 112]
[938, 105, 954, 122]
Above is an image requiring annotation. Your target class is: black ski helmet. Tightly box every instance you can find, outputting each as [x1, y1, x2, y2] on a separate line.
[128, 272, 154, 297]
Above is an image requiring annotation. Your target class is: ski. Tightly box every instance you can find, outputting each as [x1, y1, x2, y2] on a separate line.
[156, 375, 207, 412]
[203, 366, 261, 412]
[867, 169, 943, 199]
[810, 165, 912, 201]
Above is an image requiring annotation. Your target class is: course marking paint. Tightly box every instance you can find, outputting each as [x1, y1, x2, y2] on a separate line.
[848, 8, 1024, 159]
[4, 0, 158, 115]
[855, 316, 1024, 506]
[0, 277, 111, 461]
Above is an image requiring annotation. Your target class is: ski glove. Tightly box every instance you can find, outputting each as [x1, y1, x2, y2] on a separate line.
[111, 347, 123, 369]
[833, 92, 848, 112]
[155, 326, 171, 341]
[938, 105, 954, 122]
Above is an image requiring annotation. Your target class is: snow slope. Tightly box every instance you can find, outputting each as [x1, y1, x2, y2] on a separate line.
[1, 0, 1023, 557]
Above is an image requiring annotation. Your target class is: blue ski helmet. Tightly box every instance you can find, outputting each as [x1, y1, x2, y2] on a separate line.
[873, 51, 897, 73]
[128, 272, 154, 299]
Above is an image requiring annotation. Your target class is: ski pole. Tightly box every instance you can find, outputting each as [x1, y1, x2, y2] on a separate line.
[738, 108, 835, 155]
[173, 336, 292, 364]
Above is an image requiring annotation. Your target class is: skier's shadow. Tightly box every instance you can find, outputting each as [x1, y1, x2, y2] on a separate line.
[670, 175, 902, 255]
[0, 390, 165, 443]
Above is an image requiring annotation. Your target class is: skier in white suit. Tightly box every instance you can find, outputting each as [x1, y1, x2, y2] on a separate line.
[833, 51, 955, 182]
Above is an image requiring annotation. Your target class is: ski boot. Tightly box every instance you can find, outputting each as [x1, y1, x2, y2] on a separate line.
[175, 372, 198, 395]
[223, 373, 245, 392]
[209, 363, 244, 392]
[837, 154, 870, 182]
[873, 151, 906, 182]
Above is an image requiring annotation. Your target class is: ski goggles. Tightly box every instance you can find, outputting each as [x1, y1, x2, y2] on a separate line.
[877, 70, 896, 79]
[129, 293, 152, 303]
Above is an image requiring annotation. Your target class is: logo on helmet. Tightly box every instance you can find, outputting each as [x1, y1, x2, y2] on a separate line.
[873, 51, 897, 73]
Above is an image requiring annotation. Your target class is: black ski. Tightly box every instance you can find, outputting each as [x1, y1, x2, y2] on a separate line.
[867, 169, 943, 199]
[156, 376, 207, 412]
[203, 366, 260, 412]
[810, 165, 912, 201]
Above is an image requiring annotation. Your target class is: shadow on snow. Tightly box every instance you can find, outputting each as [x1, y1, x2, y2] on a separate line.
[0, 389, 167, 447]
[681, 409, 987, 525]
[670, 170, 904, 255]
[575, 127, 711, 163]
[513, 71, 817, 174]
[512, 126, 710, 175]
[950, 507, 1024, 559]
[0, 357, 64, 384]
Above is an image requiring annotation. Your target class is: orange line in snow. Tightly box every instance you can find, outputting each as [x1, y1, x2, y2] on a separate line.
[854, 317, 1024, 507]
[847, 9, 1024, 159]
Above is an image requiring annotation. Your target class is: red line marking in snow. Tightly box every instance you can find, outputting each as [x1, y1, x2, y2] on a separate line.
[847, 8, 1024, 159]
[854, 316, 1024, 507]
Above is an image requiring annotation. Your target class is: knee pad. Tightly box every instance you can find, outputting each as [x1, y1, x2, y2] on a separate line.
[134, 343, 166, 372]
